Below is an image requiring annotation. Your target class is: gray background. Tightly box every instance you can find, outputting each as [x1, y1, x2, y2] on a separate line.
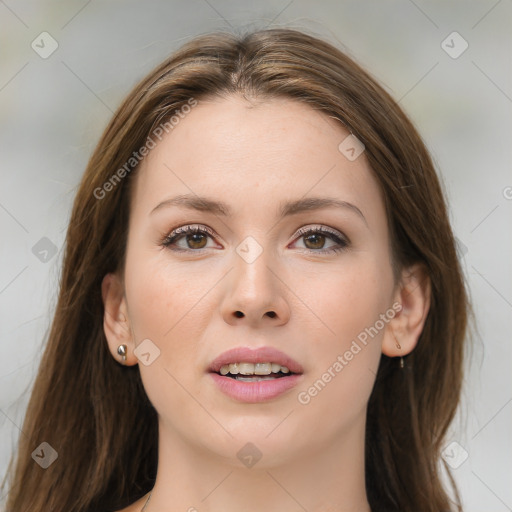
[1, 1, 511, 510]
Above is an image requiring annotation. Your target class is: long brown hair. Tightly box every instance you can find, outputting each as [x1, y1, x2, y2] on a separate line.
[2, 28, 470, 512]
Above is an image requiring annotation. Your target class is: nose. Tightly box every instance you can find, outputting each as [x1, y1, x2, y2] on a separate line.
[221, 245, 291, 327]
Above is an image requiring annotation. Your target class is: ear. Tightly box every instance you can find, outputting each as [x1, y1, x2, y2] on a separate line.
[382, 262, 431, 358]
[101, 273, 138, 366]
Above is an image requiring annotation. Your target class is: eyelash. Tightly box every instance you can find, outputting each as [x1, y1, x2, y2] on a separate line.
[161, 224, 349, 255]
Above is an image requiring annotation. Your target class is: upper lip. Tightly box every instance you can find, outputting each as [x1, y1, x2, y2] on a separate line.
[209, 346, 304, 374]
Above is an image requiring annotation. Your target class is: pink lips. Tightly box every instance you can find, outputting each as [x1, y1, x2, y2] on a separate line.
[208, 346, 304, 403]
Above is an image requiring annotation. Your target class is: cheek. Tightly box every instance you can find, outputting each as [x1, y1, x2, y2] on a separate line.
[292, 255, 393, 422]
[123, 251, 217, 426]
[293, 253, 393, 349]
[124, 250, 213, 359]
[124, 256, 177, 342]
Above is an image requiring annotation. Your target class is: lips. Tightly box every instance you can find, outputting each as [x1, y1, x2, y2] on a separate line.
[208, 346, 304, 375]
[208, 346, 304, 403]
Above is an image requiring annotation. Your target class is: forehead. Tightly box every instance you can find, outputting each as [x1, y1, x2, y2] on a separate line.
[131, 95, 385, 226]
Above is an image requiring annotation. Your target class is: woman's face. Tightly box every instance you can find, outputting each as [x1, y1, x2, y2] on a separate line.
[120, 95, 397, 465]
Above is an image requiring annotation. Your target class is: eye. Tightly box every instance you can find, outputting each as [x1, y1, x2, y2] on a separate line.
[291, 225, 349, 254]
[161, 224, 217, 252]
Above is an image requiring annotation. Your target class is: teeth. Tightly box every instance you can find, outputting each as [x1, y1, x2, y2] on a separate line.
[239, 362, 256, 375]
[271, 363, 281, 373]
[254, 363, 271, 375]
[218, 362, 293, 376]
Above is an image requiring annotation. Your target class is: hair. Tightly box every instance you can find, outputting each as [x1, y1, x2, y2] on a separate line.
[2, 27, 471, 512]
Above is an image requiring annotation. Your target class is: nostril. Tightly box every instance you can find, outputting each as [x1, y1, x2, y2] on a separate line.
[234, 311, 244, 318]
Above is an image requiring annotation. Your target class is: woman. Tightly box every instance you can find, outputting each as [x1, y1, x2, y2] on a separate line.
[2, 28, 470, 511]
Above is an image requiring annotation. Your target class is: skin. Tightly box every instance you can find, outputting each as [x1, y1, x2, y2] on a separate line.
[102, 95, 431, 512]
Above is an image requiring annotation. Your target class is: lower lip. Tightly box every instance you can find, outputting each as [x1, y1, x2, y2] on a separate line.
[209, 372, 303, 403]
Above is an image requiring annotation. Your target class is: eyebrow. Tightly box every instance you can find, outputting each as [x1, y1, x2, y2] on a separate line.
[150, 194, 367, 225]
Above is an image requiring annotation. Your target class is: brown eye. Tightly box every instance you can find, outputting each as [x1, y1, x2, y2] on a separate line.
[293, 226, 349, 255]
[162, 225, 216, 252]
[186, 233, 208, 249]
[303, 233, 327, 250]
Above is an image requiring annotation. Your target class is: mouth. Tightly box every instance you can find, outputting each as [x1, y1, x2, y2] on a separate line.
[208, 347, 304, 403]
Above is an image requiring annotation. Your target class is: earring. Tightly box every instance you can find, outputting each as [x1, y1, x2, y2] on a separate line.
[391, 331, 404, 369]
[117, 344, 127, 362]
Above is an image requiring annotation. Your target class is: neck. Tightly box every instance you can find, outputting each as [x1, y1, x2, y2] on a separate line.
[146, 416, 371, 512]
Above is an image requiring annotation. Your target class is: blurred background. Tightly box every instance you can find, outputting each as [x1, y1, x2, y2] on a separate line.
[0, 1, 511, 510]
